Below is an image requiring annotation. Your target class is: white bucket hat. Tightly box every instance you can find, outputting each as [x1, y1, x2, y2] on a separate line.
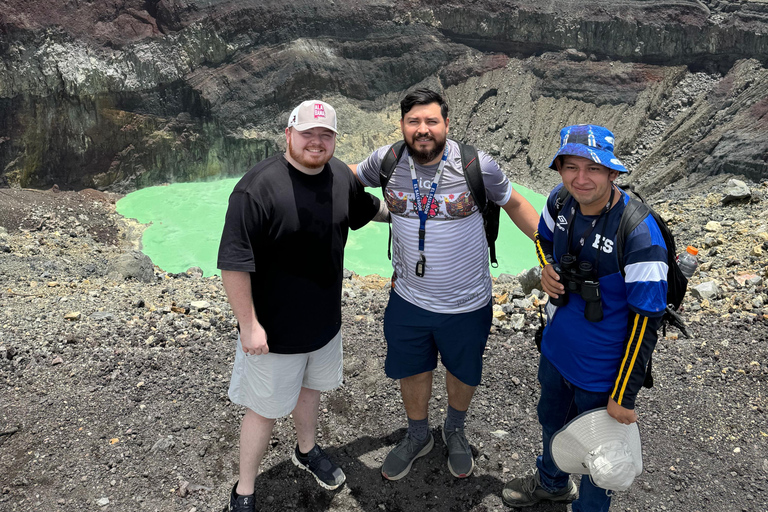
[550, 408, 643, 492]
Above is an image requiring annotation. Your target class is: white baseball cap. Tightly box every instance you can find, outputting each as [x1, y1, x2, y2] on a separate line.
[287, 100, 338, 133]
[551, 408, 643, 492]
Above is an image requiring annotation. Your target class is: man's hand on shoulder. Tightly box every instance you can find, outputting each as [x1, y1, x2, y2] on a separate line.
[241, 321, 269, 356]
[607, 398, 638, 424]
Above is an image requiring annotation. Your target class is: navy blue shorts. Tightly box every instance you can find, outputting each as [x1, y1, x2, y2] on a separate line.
[383, 291, 493, 386]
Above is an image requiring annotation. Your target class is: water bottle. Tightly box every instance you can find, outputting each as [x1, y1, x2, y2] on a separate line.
[677, 246, 699, 279]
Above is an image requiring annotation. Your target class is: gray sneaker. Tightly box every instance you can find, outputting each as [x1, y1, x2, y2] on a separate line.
[381, 432, 434, 480]
[502, 469, 578, 508]
[441, 427, 474, 478]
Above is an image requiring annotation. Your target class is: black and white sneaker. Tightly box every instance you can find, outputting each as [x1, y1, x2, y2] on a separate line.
[291, 444, 346, 490]
[227, 482, 256, 512]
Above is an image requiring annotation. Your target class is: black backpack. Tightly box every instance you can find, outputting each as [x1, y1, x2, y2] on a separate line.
[378, 139, 501, 267]
[554, 186, 690, 388]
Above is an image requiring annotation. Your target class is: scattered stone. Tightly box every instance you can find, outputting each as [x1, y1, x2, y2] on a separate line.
[192, 319, 211, 329]
[691, 281, 720, 300]
[490, 430, 509, 438]
[51, 356, 64, 366]
[492, 309, 506, 321]
[90, 311, 114, 321]
[495, 273, 517, 284]
[513, 297, 533, 309]
[702, 236, 722, 248]
[722, 179, 751, 204]
[151, 437, 175, 453]
[705, 221, 722, 232]
[186, 266, 204, 277]
[177, 480, 189, 497]
[64, 311, 81, 321]
[734, 274, 760, 287]
[96, 497, 109, 506]
[190, 300, 210, 310]
[509, 313, 525, 330]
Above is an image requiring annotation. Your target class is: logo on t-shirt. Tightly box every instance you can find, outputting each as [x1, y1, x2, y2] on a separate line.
[314, 103, 326, 119]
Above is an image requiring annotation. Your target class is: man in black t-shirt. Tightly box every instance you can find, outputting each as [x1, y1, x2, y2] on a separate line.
[218, 100, 385, 512]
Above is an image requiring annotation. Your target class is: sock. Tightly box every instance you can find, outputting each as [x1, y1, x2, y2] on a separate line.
[407, 417, 429, 443]
[444, 405, 467, 432]
[297, 444, 313, 458]
[234, 482, 254, 498]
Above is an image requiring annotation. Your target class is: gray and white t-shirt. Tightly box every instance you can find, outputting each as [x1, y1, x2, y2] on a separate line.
[356, 139, 513, 313]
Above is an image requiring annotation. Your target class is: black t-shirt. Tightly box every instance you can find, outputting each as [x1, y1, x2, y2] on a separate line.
[217, 155, 378, 354]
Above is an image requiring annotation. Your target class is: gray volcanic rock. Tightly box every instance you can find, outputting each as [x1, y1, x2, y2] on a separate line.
[109, 250, 155, 282]
[431, 0, 768, 68]
[0, 0, 767, 192]
[629, 59, 768, 196]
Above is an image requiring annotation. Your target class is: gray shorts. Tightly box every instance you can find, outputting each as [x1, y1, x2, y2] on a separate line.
[227, 330, 343, 419]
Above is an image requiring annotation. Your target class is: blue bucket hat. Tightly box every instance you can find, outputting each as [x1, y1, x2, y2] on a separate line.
[548, 124, 628, 173]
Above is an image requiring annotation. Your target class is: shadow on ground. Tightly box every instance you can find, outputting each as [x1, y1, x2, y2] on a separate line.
[240, 428, 570, 512]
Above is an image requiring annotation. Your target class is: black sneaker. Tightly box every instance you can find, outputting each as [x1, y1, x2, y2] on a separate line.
[502, 469, 578, 508]
[227, 482, 256, 512]
[291, 444, 346, 490]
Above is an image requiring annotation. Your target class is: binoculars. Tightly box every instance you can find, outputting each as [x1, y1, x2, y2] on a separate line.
[549, 254, 603, 322]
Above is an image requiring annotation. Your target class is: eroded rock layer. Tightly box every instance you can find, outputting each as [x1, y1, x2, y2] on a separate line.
[1, 0, 766, 193]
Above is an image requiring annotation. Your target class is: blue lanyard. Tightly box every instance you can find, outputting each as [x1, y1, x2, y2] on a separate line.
[408, 149, 448, 253]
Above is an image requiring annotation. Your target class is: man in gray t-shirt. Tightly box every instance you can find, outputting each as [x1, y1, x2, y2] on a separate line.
[351, 88, 539, 481]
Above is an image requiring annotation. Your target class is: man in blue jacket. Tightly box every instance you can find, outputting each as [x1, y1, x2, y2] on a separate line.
[503, 125, 668, 511]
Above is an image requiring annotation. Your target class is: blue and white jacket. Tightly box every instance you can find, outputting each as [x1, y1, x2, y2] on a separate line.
[534, 184, 668, 409]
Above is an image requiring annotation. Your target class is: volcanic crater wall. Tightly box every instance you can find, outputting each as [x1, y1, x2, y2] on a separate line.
[1, 0, 766, 194]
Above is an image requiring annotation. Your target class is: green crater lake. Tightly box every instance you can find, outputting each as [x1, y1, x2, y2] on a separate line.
[116, 178, 546, 278]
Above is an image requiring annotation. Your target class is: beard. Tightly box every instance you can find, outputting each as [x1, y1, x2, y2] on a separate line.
[287, 138, 333, 170]
[405, 132, 447, 165]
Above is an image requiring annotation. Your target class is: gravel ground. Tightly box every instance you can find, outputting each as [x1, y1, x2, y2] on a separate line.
[1, 182, 767, 512]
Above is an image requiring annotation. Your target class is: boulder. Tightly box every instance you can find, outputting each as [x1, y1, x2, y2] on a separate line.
[516, 267, 542, 295]
[722, 179, 751, 204]
[691, 281, 720, 300]
[109, 250, 154, 282]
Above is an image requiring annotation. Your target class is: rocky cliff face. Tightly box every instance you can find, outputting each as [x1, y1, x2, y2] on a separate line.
[1, 0, 766, 193]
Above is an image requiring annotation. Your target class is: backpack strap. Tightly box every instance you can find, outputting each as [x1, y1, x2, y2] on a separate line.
[554, 186, 571, 216]
[379, 140, 407, 192]
[458, 142, 485, 211]
[458, 142, 502, 267]
[379, 141, 407, 260]
[616, 196, 650, 269]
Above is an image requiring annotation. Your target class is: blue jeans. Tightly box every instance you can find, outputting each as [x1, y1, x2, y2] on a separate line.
[536, 354, 612, 512]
